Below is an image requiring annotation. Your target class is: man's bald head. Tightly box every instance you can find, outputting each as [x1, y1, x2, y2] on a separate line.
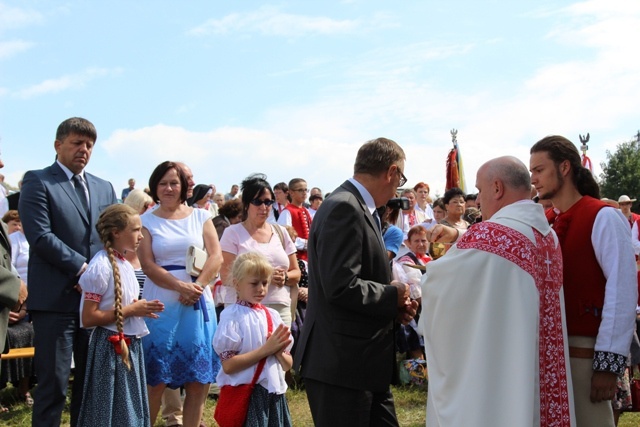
[175, 162, 195, 199]
[476, 156, 532, 220]
[481, 156, 531, 192]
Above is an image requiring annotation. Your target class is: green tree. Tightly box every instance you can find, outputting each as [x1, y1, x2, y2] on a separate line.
[599, 137, 640, 211]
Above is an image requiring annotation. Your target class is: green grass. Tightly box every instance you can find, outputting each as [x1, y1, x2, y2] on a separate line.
[618, 411, 640, 427]
[3, 384, 639, 426]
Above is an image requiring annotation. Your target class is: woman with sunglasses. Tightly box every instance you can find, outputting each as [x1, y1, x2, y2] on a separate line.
[219, 174, 301, 326]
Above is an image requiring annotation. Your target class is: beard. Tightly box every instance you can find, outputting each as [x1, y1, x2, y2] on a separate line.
[538, 168, 564, 200]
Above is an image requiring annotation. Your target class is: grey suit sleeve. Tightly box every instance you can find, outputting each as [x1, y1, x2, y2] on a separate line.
[19, 171, 86, 275]
[0, 226, 20, 309]
[0, 266, 20, 309]
[314, 198, 398, 319]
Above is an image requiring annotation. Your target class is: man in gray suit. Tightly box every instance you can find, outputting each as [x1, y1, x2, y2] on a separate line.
[293, 137, 418, 426]
[1, 151, 27, 386]
[1, 222, 25, 367]
[20, 117, 118, 427]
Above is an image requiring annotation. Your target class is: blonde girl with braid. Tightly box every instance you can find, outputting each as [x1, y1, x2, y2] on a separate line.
[77, 204, 165, 426]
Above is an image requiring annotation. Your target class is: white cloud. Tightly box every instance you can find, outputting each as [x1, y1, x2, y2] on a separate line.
[0, 40, 33, 59]
[552, 0, 640, 55]
[188, 6, 359, 37]
[318, 2, 638, 190]
[446, 0, 640, 184]
[14, 67, 122, 99]
[96, 1, 640, 195]
[564, 0, 640, 17]
[99, 123, 359, 193]
[0, 3, 43, 31]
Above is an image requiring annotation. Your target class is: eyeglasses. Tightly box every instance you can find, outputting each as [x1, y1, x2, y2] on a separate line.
[397, 169, 407, 187]
[250, 198, 275, 207]
[291, 188, 309, 193]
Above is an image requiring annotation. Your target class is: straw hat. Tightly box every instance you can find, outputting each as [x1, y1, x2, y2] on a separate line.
[617, 195, 637, 203]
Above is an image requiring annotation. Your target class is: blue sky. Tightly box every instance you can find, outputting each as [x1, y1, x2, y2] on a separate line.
[1, 0, 638, 198]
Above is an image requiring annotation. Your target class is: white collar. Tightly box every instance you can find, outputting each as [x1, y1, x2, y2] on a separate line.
[348, 177, 377, 215]
[57, 160, 85, 181]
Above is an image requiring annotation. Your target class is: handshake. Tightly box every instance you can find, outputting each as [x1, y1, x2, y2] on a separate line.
[390, 280, 419, 325]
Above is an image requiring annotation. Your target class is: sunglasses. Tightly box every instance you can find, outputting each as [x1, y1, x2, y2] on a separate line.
[250, 198, 275, 207]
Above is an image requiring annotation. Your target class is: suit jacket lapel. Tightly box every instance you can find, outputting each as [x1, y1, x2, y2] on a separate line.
[341, 180, 386, 249]
[51, 162, 89, 224]
[85, 173, 99, 224]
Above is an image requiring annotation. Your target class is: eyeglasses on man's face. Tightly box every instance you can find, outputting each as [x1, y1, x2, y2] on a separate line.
[291, 188, 309, 194]
[397, 168, 407, 187]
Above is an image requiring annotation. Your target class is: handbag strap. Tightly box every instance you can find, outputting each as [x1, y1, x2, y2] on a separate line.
[271, 223, 286, 250]
[249, 305, 274, 386]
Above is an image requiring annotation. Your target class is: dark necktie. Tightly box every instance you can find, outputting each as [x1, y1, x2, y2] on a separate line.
[72, 175, 89, 213]
[373, 210, 382, 232]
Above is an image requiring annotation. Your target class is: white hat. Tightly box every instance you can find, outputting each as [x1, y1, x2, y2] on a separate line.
[617, 195, 637, 203]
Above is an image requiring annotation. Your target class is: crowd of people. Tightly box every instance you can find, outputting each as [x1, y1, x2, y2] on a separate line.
[0, 118, 639, 427]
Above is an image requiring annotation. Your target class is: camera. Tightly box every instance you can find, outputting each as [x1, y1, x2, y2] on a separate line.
[386, 197, 410, 210]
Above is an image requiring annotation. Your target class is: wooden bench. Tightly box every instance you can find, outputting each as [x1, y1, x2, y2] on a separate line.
[1, 346, 35, 360]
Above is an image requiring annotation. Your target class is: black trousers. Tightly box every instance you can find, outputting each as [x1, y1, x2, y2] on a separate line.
[304, 378, 399, 427]
[31, 311, 89, 427]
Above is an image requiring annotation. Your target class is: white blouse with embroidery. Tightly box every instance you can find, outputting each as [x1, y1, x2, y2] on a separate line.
[213, 301, 292, 394]
[79, 250, 149, 338]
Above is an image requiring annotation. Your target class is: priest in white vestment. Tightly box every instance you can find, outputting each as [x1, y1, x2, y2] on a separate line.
[421, 156, 575, 427]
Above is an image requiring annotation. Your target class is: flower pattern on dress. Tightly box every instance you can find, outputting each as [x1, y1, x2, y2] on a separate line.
[84, 292, 102, 303]
[145, 341, 221, 388]
[458, 222, 571, 426]
[219, 350, 240, 361]
[238, 300, 262, 309]
[613, 367, 633, 410]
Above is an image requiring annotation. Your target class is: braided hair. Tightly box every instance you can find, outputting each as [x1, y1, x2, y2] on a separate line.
[95, 203, 139, 370]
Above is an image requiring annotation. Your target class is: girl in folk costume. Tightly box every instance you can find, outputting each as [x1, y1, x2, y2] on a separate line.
[213, 252, 294, 427]
[78, 204, 165, 426]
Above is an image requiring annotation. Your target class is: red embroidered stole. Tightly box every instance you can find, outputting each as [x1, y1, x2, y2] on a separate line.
[458, 222, 571, 426]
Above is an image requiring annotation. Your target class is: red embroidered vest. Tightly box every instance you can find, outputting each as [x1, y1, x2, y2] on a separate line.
[285, 204, 312, 261]
[547, 196, 608, 337]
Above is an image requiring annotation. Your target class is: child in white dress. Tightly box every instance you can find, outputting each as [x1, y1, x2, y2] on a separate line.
[78, 204, 165, 426]
[213, 252, 293, 426]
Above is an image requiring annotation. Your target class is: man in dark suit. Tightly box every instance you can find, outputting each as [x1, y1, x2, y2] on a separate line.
[293, 137, 418, 426]
[20, 117, 117, 427]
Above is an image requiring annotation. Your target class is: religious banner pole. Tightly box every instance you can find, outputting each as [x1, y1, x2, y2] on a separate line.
[579, 133, 593, 173]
